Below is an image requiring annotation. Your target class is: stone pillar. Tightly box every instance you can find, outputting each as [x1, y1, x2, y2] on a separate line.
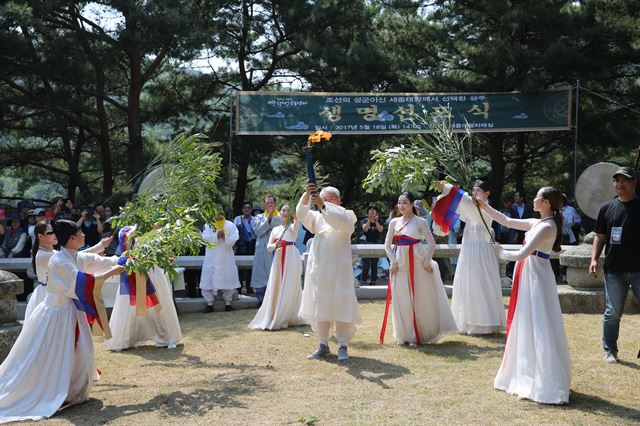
[0, 270, 24, 362]
[559, 232, 604, 291]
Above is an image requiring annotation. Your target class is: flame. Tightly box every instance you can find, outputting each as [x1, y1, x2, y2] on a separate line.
[307, 130, 332, 147]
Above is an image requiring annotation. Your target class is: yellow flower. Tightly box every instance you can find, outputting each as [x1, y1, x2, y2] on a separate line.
[213, 217, 226, 232]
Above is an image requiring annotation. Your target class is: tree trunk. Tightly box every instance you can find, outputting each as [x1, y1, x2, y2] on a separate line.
[96, 74, 113, 197]
[127, 53, 145, 188]
[232, 138, 251, 215]
[488, 134, 505, 207]
[514, 133, 526, 194]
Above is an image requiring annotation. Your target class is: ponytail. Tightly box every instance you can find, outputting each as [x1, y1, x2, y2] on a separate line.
[31, 222, 49, 279]
[539, 186, 564, 252]
[31, 237, 39, 277]
[552, 209, 563, 252]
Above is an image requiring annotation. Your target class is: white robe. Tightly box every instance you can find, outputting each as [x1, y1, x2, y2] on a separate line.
[296, 196, 361, 327]
[487, 207, 571, 404]
[249, 221, 308, 330]
[250, 213, 282, 289]
[24, 248, 54, 324]
[443, 184, 506, 334]
[106, 266, 182, 350]
[0, 248, 119, 423]
[385, 216, 458, 344]
[199, 221, 240, 291]
[26, 242, 110, 324]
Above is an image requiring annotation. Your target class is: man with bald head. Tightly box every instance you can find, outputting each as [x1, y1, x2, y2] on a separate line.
[297, 183, 361, 361]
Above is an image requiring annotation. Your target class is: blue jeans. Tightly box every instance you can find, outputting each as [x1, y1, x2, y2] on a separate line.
[361, 257, 379, 283]
[255, 286, 266, 303]
[602, 272, 640, 354]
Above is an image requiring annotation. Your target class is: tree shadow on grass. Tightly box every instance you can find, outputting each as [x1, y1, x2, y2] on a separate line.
[322, 356, 410, 389]
[57, 373, 270, 424]
[412, 340, 504, 361]
[110, 345, 273, 371]
[568, 391, 640, 423]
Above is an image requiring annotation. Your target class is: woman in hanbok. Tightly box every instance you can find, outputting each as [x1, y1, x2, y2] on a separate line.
[435, 180, 506, 334]
[249, 203, 308, 330]
[381, 192, 458, 345]
[24, 222, 57, 323]
[478, 186, 571, 404]
[200, 214, 240, 312]
[106, 226, 182, 351]
[25, 222, 112, 324]
[0, 220, 124, 423]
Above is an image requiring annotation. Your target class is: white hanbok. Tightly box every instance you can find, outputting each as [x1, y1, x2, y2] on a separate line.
[297, 196, 361, 342]
[486, 206, 571, 404]
[199, 221, 240, 291]
[249, 221, 308, 330]
[385, 216, 458, 344]
[106, 266, 182, 350]
[442, 184, 506, 334]
[0, 248, 119, 423]
[24, 248, 54, 323]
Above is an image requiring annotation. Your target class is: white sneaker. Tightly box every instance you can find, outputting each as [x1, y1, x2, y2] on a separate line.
[603, 351, 618, 364]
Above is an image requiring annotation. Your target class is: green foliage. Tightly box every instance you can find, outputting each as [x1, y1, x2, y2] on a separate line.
[297, 415, 320, 426]
[111, 133, 223, 276]
[363, 113, 479, 195]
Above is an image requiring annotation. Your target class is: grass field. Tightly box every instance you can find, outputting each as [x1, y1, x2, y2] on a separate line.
[44, 300, 640, 425]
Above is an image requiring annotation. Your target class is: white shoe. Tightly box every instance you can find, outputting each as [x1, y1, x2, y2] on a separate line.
[603, 351, 618, 364]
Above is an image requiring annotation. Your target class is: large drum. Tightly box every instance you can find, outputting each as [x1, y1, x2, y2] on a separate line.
[575, 162, 618, 219]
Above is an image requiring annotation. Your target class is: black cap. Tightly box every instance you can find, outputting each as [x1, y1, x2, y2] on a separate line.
[17, 199, 35, 209]
[613, 166, 636, 180]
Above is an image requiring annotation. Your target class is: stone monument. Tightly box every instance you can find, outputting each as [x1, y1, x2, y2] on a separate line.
[0, 270, 23, 362]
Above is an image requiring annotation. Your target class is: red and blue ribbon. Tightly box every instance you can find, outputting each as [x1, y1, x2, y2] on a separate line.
[431, 186, 464, 234]
[119, 271, 160, 309]
[118, 226, 135, 253]
[73, 271, 107, 334]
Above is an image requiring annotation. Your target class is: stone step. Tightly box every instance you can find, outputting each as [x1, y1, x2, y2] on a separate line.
[15, 284, 639, 320]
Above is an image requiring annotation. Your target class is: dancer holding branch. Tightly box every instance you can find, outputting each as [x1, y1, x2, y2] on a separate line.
[0, 220, 124, 422]
[434, 180, 505, 335]
[477, 187, 571, 404]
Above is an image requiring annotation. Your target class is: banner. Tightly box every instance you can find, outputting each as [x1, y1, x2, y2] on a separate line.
[235, 88, 572, 135]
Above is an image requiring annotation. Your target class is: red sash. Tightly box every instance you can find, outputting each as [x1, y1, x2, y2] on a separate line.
[506, 244, 551, 338]
[380, 234, 422, 344]
[280, 241, 294, 280]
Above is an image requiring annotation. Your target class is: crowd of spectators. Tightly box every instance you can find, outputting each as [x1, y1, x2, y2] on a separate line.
[0, 197, 117, 259]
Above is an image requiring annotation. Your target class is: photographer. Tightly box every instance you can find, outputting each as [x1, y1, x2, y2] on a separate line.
[76, 204, 103, 248]
[360, 205, 384, 286]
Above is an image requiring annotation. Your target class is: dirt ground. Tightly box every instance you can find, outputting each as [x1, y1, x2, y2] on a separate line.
[39, 300, 640, 425]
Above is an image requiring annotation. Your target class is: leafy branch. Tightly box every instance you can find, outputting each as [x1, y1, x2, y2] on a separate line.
[363, 111, 479, 195]
[111, 133, 223, 277]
